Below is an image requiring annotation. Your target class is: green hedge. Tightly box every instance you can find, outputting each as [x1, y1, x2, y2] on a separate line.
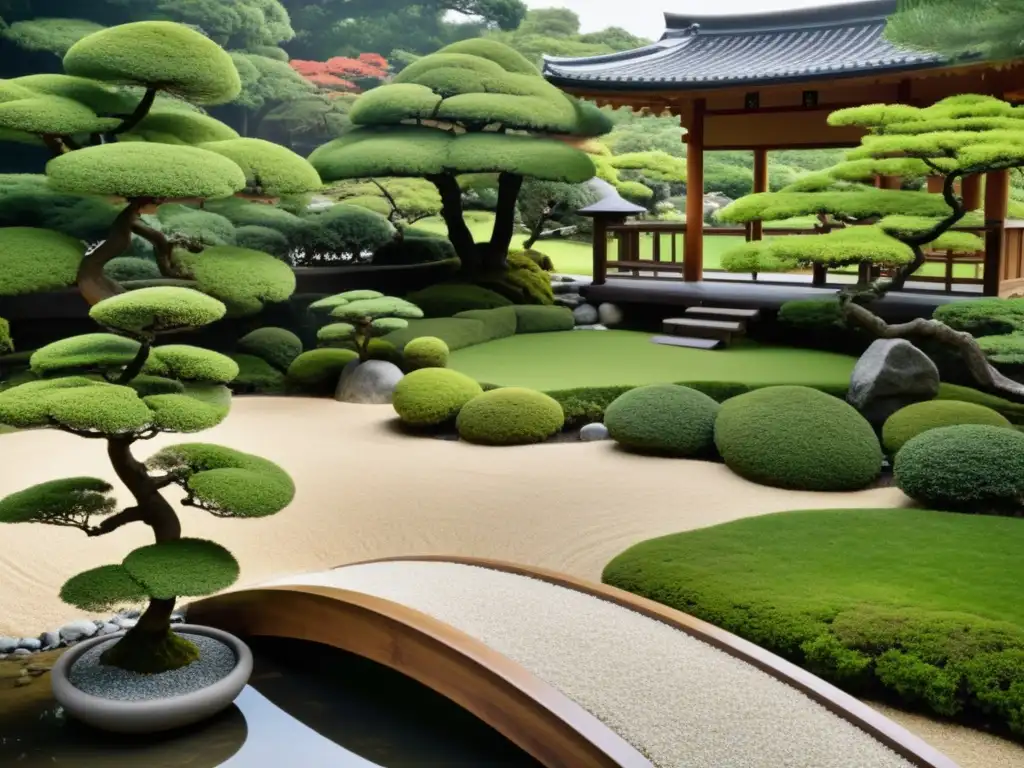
[456, 388, 564, 445]
[714, 385, 882, 491]
[882, 400, 1011, 454]
[383, 317, 487, 351]
[405, 283, 512, 317]
[602, 508, 1024, 738]
[373, 236, 456, 266]
[392, 368, 482, 427]
[513, 305, 574, 334]
[453, 306, 518, 341]
[604, 384, 720, 457]
[895, 424, 1024, 515]
[933, 298, 1024, 337]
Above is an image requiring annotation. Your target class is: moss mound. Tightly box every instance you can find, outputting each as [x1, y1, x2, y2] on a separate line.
[604, 384, 721, 457]
[714, 385, 882, 491]
[406, 283, 512, 317]
[392, 368, 483, 427]
[403, 336, 449, 370]
[456, 387, 564, 445]
[512, 305, 574, 333]
[882, 400, 1011, 454]
[228, 354, 286, 394]
[237, 327, 303, 372]
[0, 226, 84, 295]
[602, 508, 1024, 738]
[894, 424, 1024, 514]
[285, 348, 358, 393]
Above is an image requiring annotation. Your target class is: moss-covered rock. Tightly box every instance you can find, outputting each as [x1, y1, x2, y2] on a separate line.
[715, 385, 882, 491]
[456, 387, 564, 445]
[405, 283, 513, 317]
[392, 368, 483, 427]
[882, 400, 1011, 454]
[513, 305, 574, 333]
[605, 384, 721, 457]
[285, 348, 358, 393]
[402, 336, 450, 370]
[237, 327, 303, 372]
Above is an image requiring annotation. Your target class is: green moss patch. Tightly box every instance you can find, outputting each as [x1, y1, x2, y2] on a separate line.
[603, 508, 1024, 737]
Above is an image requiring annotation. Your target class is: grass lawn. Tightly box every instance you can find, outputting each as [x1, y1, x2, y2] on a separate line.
[603, 508, 1024, 734]
[416, 214, 980, 280]
[447, 331, 857, 391]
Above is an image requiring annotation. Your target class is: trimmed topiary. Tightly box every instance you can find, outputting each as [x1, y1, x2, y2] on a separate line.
[228, 354, 287, 394]
[405, 283, 513, 317]
[0, 286, 293, 674]
[456, 387, 565, 445]
[0, 226, 85, 296]
[383, 317, 488, 351]
[237, 327, 303, 372]
[977, 333, 1024, 366]
[124, 109, 238, 144]
[173, 245, 296, 317]
[777, 299, 847, 330]
[482, 251, 555, 305]
[392, 368, 483, 427]
[604, 384, 721, 457]
[714, 385, 882, 491]
[882, 400, 1011, 454]
[234, 225, 290, 259]
[286, 348, 359, 393]
[513, 305, 575, 334]
[373, 236, 456, 265]
[403, 336, 450, 370]
[933, 298, 1024, 337]
[105, 256, 162, 282]
[198, 138, 321, 196]
[894, 425, 1024, 514]
[309, 291, 424, 361]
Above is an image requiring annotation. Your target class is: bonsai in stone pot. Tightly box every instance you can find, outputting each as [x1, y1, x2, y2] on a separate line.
[0, 286, 295, 733]
[308, 290, 424, 403]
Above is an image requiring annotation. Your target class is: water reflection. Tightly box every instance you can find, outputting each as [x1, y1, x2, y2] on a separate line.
[0, 637, 542, 767]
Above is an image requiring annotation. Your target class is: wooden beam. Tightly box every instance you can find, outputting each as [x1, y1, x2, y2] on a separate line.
[685, 98, 706, 282]
[751, 148, 769, 241]
[984, 169, 1009, 296]
[878, 175, 902, 190]
[961, 174, 982, 210]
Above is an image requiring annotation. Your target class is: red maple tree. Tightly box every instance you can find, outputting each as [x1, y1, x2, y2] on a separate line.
[289, 54, 390, 95]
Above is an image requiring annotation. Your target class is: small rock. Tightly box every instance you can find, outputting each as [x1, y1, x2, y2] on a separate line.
[12, 648, 31, 656]
[573, 324, 608, 331]
[580, 423, 611, 442]
[97, 623, 120, 636]
[119, 609, 142, 620]
[113, 616, 137, 629]
[598, 302, 624, 326]
[0, 637, 17, 654]
[572, 303, 599, 325]
[17, 638, 41, 652]
[554, 293, 587, 308]
[335, 360, 404, 405]
[171, 611, 186, 624]
[59, 619, 98, 643]
[27, 663, 51, 674]
[38, 631, 60, 650]
[14, 676, 31, 687]
[93, 620, 106, 629]
[551, 280, 581, 295]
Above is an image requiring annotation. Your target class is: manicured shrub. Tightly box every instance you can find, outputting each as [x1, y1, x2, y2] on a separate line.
[513, 248, 555, 271]
[405, 283, 513, 317]
[714, 385, 882, 491]
[373, 236, 456, 265]
[456, 388, 565, 445]
[933, 298, 1024, 337]
[293, 204, 395, 264]
[894, 425, 1024, 514]
[234, 225, 290, 259]
[403, 336, 449, 370]
[777, 298, 846, 330]
[364, 338, 402, 365]
[237, 327, 303, 372]
[173, 244, 295, 316]
[104, 256, 161, 282]
[513, 305, 574, 334]
[882, 400, 1011, 454]
[285, 348, 358, 394]
[976, 333, 1024, 366]
[383, 317, 488, 351]
[453, 306, 518, 341]
[228, 354, 286, 394]
[392, 368, 483, 427]
[481, 251, 554, 305]
[605, 384, 720, 457]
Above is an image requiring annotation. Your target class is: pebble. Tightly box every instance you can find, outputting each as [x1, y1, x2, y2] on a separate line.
[60, 620, 99, 643]
[17, 637, 41, 652]
[14, 676, 31, 687]
[12, 648, 31, 656]
[97, 623, 121, 637]
[573, 303, 599, 325]
[113, 616, 138, 629]
[555, 293, 587, 308]
[580, 423, 611, 442]
[38, 631, 60, 650]
[0, 636, 17, 654]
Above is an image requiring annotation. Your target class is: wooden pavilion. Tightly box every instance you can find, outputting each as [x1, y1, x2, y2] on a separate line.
[542, 0, 1024, 297]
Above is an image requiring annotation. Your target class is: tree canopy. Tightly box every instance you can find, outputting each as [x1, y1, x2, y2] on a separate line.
[886, 0, 1021, 60]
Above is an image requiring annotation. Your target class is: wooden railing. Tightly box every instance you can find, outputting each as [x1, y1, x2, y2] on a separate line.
[598, 220, 989, 292]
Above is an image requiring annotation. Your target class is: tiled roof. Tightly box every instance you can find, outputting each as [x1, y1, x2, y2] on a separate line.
[542, 0, 947, 91]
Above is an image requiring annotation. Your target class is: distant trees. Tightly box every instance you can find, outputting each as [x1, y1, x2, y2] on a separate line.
[886, 0, 1022, 60]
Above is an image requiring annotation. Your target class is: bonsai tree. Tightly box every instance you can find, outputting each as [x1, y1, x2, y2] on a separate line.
[0, 285, 295, 673]
[307, 38, 612, 275]
[308, 290, 424, 360]
[716, 94, 1024, 400]
[327, 177, 442, 227]
[0, 21, 322, 315]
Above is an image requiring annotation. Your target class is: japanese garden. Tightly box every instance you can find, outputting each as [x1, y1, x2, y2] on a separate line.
[1, 0, 1024, 766]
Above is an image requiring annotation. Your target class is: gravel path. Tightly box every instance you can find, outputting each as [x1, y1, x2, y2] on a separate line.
[261, 561, 916, 768]
[69, 633, 236, 702]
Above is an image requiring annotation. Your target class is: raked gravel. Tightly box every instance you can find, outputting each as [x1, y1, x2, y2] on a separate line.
[68, 633, 236, 702]
[261, 561, 916, 768]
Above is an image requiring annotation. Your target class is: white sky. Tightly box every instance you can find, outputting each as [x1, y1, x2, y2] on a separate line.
[522, 0, 870, 40]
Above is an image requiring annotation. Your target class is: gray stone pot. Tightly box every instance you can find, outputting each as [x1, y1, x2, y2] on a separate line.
[51, 624, 252, 734]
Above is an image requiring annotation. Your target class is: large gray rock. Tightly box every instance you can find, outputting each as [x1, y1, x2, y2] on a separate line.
[848, 339, 940, 428]
[598, 302, 624, 326]
[59, 619, 98, 643]
[573, 303, 599, 325]
[335, 360, 404, 404]
[0, 637, 17, 654]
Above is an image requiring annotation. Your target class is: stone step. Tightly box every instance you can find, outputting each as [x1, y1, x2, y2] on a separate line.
[662, 317, 744, 342]
[651, 335, 724, 350]
[684, 306, 761, 321]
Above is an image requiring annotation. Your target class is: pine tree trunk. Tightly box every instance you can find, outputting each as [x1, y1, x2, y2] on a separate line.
[484, 172, 524, 271]
[428, 173, 479, 273]
[77, 201, 144, 306]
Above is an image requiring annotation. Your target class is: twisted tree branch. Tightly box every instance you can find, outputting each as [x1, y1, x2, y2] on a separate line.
[86, 506, 145, 537]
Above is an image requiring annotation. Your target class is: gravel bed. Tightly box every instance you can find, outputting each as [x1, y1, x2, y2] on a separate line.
[68, 633, 236, 702]
[261, 562, 916, 768]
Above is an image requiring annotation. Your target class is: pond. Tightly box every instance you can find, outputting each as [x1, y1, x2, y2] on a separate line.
[0, 636, 543, 766]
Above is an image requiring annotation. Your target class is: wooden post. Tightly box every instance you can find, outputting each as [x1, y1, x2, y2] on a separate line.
[684, 99, 706, 282]
[878, 175, 902, 190]
[751, 148, 768, 241]
[926, 176, 943, 193]
[590, 215, 620, 286]
[962, 174, 982, 211]
[984, 170, 1009, 296]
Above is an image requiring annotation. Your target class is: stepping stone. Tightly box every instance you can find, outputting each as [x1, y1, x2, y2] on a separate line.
[663, 317, 744, 342]
[651, 335, 723, 350]
[684, 306, 761, 321]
